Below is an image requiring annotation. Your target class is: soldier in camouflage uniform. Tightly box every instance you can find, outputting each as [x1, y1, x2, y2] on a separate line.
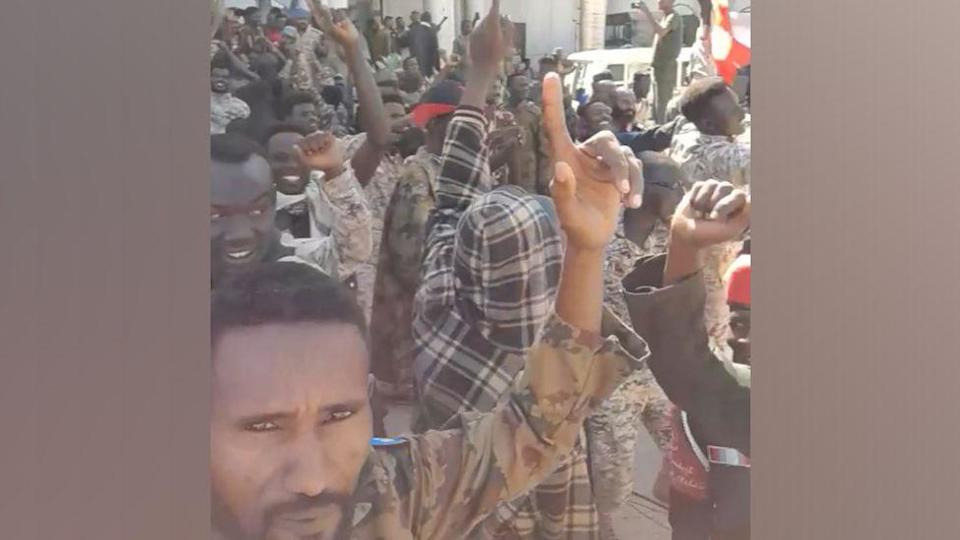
[295, 4, 395, 323]
[210, 132, 369, 290]
[264, 124, 372, 286]
[210, 14, 650, 529]
[669, 77, 751, 361]
[505, 73, 551, 195]
[339, 96, 413, 325]
[591, 152, 685, 538]
[367, 81, 459, 401]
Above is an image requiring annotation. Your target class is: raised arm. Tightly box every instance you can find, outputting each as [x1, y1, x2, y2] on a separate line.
[623, 180, 751, 452]
[307, 0, 389, 185]
[406, 9, 649, 533]
[636, 3, 670, 38]
[216, 41, 261, 81]
[295, 132, 372, 281]
[413, 2, 507, 315]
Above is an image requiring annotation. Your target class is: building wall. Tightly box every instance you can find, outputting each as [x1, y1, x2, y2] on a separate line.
[381, 0, 576, 61]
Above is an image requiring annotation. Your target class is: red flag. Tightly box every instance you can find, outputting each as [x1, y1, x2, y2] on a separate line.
[711, 0, 751, 85]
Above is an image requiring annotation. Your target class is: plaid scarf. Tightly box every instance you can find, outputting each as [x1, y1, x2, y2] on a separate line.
[413, 108, 564, 429]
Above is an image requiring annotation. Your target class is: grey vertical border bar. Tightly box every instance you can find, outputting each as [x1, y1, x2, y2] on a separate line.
[0, 0, 210, 538]
[755, 0, 960, 538]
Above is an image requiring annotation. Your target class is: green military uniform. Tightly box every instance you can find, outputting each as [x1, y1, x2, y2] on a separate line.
[651, 13, 683, 123]
[347, 312, 648, 539]
[368, 148, 441, 397]
[509, 101, 551, 195]
[589, 219, 674, 532]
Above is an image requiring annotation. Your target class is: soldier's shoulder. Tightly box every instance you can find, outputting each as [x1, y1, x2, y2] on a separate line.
[522, 101, 542, 115]
[367, 436, 419, 498]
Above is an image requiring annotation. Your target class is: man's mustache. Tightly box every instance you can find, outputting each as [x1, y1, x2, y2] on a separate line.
[264, 491, 354, 524]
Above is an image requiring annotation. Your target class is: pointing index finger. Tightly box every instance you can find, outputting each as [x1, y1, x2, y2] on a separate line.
[542, 73, 575, 158]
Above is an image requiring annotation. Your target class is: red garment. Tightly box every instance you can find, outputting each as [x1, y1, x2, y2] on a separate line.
[667, 406, 709, 501]
[725, 254, 751, 306]
[266, 28, 281, 44]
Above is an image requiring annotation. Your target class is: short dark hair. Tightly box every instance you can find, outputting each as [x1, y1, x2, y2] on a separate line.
[211, 133, 269, 164]
[384, 16, 394, 21]
[211, 262, 367, 351]
[403, 56, 419, 68]
[263, 122, 312, 145]
[211, 51, 231, 71]
[593, 71, 614, 83]
[507, 72, 529, 86]
[421, 12, 432, 23]
[577, 101, 606, 118]
[278, 91, 316, 118]
[679, 76, 729, 125]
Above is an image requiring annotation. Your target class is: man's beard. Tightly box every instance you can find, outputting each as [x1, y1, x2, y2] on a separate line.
[212, 491, 355, 540]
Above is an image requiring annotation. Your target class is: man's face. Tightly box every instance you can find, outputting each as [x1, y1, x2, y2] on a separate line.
[287, 102, 319, 132]
[384, 18, 395, 30]
[461, 20, 472, 35]
[211, 322, 372, 540]
[508, 75, 531, 105]
[210, 156, 276, 278]
[410, 12, 420, 24]
[267, 132, 309, 196]
[385, 102, 413, 148]
[404, 58, 420, 76]
[585, 102, 614, 136]
[396, 18, 406, 31]
[592, 80, 617, 107]
[727, 305, 751, 362]
[539, 61, 557, 80]
[658, 0, 674, 13]
[710, 88, 747, 136]
[212, 67, 231, 94]
[295, 19, 309, 33]
[613, 89, 637, 127]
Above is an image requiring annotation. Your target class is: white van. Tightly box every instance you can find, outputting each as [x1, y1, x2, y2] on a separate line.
[563, 47, 693, 96]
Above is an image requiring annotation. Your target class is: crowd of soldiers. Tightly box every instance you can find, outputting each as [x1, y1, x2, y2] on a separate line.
[209, 1, 751, 539]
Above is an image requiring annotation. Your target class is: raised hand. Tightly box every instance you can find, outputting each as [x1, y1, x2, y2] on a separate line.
[468, 0, 514, 74]
[670, 180, 750, 249]
[295, 131, 346, 178]
[542, 73, 642, 252]
[542, 73, 644, 209]
[306, 0, 361, 51]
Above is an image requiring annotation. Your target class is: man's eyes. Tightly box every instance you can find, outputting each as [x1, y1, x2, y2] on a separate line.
[245, 420, 280, 432]
[242, 410, 356, 433]
[325, 409, 354, 424]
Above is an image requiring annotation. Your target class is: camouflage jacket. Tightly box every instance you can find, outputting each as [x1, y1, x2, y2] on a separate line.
[275, 166, 372, 282]
[669, 122, 751, 190]
[508, 100, 551, 195]
[368, 148, 441, 388]
[210, 93, 250, 134]
[668, 122, 750, 359]
[285, 27, 340, 111]
[347, 312, 648, 539]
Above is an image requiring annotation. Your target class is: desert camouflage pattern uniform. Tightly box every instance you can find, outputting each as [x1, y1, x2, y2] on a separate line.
[508, 101, 551, 195]
[336, 312, 649, 540]
[341, 134, 407, 323]
[275, 166, 373, 286]
[588, 218, 674, 537]
[210, 93, 250, 134]
[670, 122, 751, 361]
[368, 147, 442, 396]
